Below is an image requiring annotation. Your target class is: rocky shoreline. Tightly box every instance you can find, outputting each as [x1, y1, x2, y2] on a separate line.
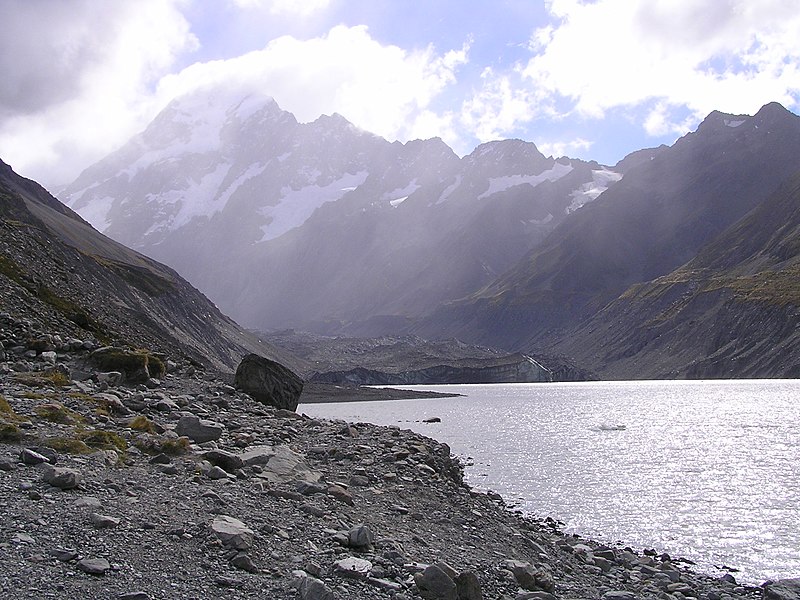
[0, 312, 795, 599]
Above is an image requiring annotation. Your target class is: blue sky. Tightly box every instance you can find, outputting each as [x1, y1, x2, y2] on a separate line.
[2, 0, 800, 188]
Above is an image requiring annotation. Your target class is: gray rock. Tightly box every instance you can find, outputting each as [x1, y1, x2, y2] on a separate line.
[455, 571, 483, 600]
[40, 351, 57, 364]
[73, 496, 103, 509]
[414, 563, 457, 600]
[348, 524, 375, 550]
[297, 575, 336, 600]
[334, 556, 372, 579]
[516, 593, 555, 600]
[230, 552, 259, 573]
[202, 449, 244, 473]
[211, 515, 254, 550]
[175, 415, 224, 443]
[239, 445, 320, 483]
[90, 513, 120, 528]
[764, 580, 800, 600]
[601, 592, 637, 600]
[117, 593, 151, 600]
[76, 557, 111, 576]
[41, 464, 81, 490]
[207, 465, 230, 480]
[233, 353, 303, 411]
[20, 448, 50, 465]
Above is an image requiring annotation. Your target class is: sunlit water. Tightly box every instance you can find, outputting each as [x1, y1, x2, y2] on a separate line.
[299, 380, 800, 584]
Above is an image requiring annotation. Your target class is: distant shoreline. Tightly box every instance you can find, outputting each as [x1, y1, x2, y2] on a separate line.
[298, 382, 462, 403]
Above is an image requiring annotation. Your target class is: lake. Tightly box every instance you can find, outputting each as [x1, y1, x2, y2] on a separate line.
[298, 379, 800, 584]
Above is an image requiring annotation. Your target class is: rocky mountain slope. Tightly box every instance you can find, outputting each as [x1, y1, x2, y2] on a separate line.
[59, 88, 620, 335]
[553, 171, 800, 379]
[417, 103, 800, 369]
[0, 159, 301, 374]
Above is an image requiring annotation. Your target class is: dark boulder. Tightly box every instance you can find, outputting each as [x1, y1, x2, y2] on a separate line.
[234, 354, 303, 411]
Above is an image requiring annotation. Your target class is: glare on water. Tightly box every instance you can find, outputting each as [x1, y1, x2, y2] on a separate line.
[299, 379, 800, 583]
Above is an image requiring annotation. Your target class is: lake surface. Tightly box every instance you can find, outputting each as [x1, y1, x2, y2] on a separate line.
[299, 380, 800, 584]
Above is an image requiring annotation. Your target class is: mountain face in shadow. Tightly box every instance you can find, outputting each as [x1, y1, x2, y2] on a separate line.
[0, 159, 303, 374]
[554, 171, 800, 379]
[60, 89, 620, 335]
[416, 103, 800, 367]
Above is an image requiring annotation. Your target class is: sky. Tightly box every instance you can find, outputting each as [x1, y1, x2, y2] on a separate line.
[1, 0, 800, 189]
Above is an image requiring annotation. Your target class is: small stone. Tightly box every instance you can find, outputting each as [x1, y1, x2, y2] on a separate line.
[211, 515, 254, 550]
[90, 513, 120, 528]
[455, 571, 483, 600]
[230, 552, 259, 573]
[20, 448, 50, 466]
[297, 575, 336, 600]
[202, 449, 244, 473]
[117, 593, 151, 600]
[327, 484, 354, 505]
[48, 548, 78, 562]
[334, 556, 372, 579]
[207, 465, 230, 480]
[347, 524, 374, 550]
[77, 557, 111, 576]
[73, 496, 102, 510]
[175, 415, 224, 443]
[41, 464, 81, 490]
[414, 563, 457, 600]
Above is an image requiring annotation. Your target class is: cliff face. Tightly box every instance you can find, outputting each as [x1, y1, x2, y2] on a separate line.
[310, 354, 553, 385]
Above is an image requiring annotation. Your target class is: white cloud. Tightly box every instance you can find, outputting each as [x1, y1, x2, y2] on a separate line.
[230, 0, 331, 15]
[0, 0, 197, 188]
[537, 137, 592, 159]
[156, 25, 468, 146]
[464, 0, 800, 142]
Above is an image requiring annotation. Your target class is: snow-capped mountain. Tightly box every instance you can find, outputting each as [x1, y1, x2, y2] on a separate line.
[61, 88, 620, 333]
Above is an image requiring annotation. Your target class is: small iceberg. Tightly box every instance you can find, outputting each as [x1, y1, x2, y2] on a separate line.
[598, 423, 627, 431]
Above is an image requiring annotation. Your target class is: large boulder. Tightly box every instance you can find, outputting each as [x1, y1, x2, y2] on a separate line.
[234, 354, 303, 411]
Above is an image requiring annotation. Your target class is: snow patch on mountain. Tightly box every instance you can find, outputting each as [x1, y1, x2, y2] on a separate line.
[76, 195, 115, 232]
[435, 175, 462, 205]
[144, 163, 232, 235]
[725, 118, 747, 128]
[259, 171, 369, 242]
[566, 168, 622, 214]
[478, 162, 573, 200]
[383, 180, 420, 207]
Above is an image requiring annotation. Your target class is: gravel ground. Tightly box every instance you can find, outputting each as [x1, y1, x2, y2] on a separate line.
[0, 313, 784, 600]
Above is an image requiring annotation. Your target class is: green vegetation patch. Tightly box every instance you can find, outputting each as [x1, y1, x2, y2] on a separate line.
[134, 434, 189, 456]
[128, 415, 156, 433]
[34, 403, 83, 425]
[44, 436, 92, 454]
[80, 429, 127, 453]
[93, 256, 176, 297]
[0, 422, 22, 442]
[90, 348, 165, 381]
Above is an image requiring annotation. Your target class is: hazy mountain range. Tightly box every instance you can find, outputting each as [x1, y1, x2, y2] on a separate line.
[57, 90, 800, 379]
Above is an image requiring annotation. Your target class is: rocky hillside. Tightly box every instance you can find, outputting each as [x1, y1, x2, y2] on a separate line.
[59, 88, 620, 335]
[553, 171, 800, 379]
[417, 103, 800, 371]
[0, 159, 302, 374]
[0, 311, 772, 599]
